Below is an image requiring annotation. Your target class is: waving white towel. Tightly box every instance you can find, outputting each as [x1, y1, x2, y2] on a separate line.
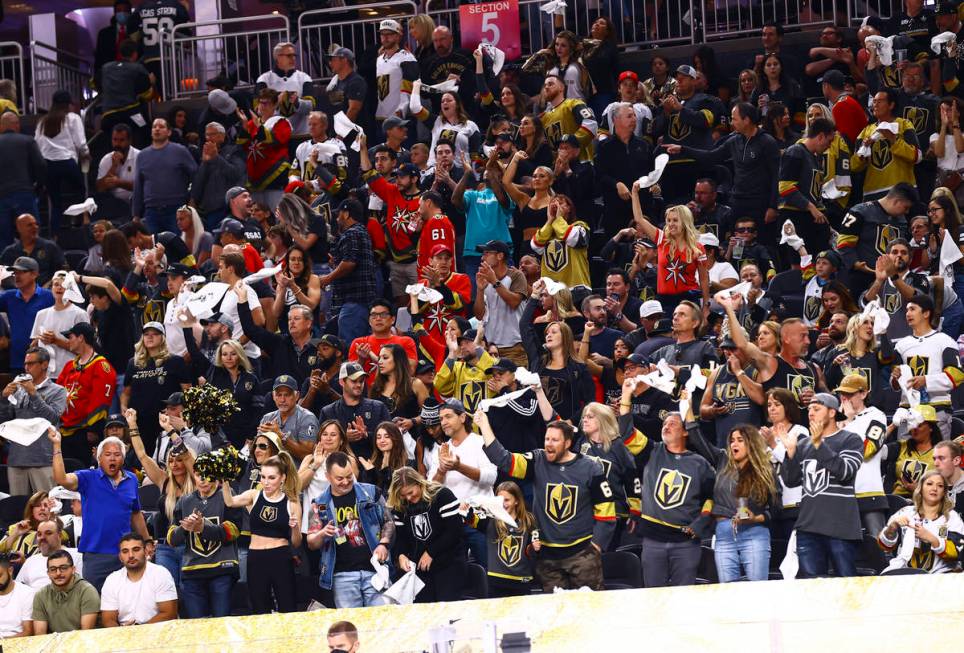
[540, 0, 566, 14]
[63, 198, 97, 217]
[932, 31, 957, 55]
[405, 283, 444, 304]
[637, 153, 669, 189]
[333, 111, 364, 152]
[865, 35, 896, 65]
[382, 562, 425, 605]
[0, 417, 53, 447]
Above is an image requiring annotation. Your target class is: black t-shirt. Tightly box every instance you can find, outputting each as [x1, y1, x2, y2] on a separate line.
[540, 367, 575, 422]
[306, 212, 329, 266]
[322, 72, 367, 120]
[332, 488, 373, 573]
[124, 355, 191, 431]
[94, 299, 137, 373]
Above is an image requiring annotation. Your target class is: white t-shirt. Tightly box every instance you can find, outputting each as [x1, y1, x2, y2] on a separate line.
[427, 433, 497, 500]
[709, 260, 739, 286]
[30, 304, 89, 378]
[0, 581, 36, 637]
[96, 146, 140, 201]
[163, 293, 191, 357]
[217, 287, 262, 359]
[930, 133, 963, 172]
[16, 547, 83, 589]
[100, 562, 177, 626]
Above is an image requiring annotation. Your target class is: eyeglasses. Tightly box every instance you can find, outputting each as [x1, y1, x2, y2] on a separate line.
[734, 227, 756, 233]
[254, 443, 271, 450]
[47, 565, 72, 573]
[369, 311, 391, 318]
[927, 207, 941, 214]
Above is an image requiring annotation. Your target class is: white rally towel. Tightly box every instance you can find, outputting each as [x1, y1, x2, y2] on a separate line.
[678, 364, 707, 419]
[822, 178, 847, 200]
[876, 121, 899, 135]
[479, 386, 528, 413]
[382, 561, 425, 605]
[479, 43, 506, 76]
[779, 530, 799, 580]
[778, 220, 805, 250]
[891, 406, 924, 430]
[370, 553, 392, 592]
[860, 299, 891, 336]
[467, 494, 518, 528]
[636, 153, 669, 189]
[58, 271, 86, 304]
[634, 359, 676, 395]
[539, 276, 567, 296]
[0, 417, 53, 447]
[183, 282, 229, 319]
[896, 364, 921, 408]
[540, 0, 566, 14]
[243, 265, 283, 285]
[405, 283, 444, 304]
[63, 197, 97, 217]
[939, 229, 964, 277]
[932, 31, 956, 55]
[865, 35, 896, 65]
[425, 79, 459, 94]
[0, 266, 11, 283]
[309, 141, 344, 159]
[716, 280, 762, 305]
[333, 111, 364, 152]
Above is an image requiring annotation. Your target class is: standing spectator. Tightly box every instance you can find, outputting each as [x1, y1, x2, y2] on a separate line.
[596, 103, 655, 238]
[852, 90, 921, 202]
[30, 274, 86, 378]
[30, 550, 99, 634]
[255, 41, 314, 103]
[306, 451, 394, 609]
[132, 0, 190, 83]
[410, 244, 471, 342]
[94, 1, 133, 73]
[373, 19, 419, 129]
[530, 194, 590, 288]
[258, 374, 319, 464]
[319, 200, 376, 345]
[582, 18, 619, 118]
[538, 74, 597, 162]
[56, 322, 117, 462]
[238, 89, 292, 210]
[0, 256, 53, 373]
[805, 27, 861, 97]
[1, 214, 65, 287]
[237, 286, 317, 386]
[132, 118, 197, 234]
[98, 40, 152, 148]
[777, 118, 836, 257]
[479, 413, 614, 591]
[777, 394, 863, 578]
[221, 452, 302, 614]
[420, 25, 473, 93]
[387, 466, 466, 602]
[0, 347, 67, 494]
[323, 48, 366, 123]
[473, 240, 528, 367]
[320, 363, 392, 461]
[191, 122, 246, 230]
[0, 553, 34, 638]
[34, 90, 88, 235]
[0, 112, 44, 251]
[99, 532, 178, 627]
[95, 125, 139, 220]
[49, 429, 151, 592]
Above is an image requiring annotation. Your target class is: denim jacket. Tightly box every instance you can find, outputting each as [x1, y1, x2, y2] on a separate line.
[313, 482, 387, 590]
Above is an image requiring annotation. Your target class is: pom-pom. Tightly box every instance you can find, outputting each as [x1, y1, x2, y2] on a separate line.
[182, 384, 240, 434]
[194, 445, 243, 482]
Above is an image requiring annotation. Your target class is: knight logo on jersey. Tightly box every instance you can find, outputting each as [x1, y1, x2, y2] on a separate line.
[907, 355, 929, 377]
[900, 459, 928, 485]
[884, 290, 901, 314]
[653, 468, 691, 510]
[191, 516, 222, 558]
[544, 240, 569, 273]
[461, 381, 485, 413]
[903, 106, 929, 134]
[882, 66, 900, 88]
[788, 374, 815, 403]
[412, 513, 432, 540]
[810, 169, 823, 200]
[545, 121, 563, 148]
[802, 459, 830, 496]
[669, 115, 691, 141]
[545, 482, 578, 524]
[871, 138, 892, 169]
[804, 295, 822, 322]
[376, 75, 390, 101]
[498, 534, 523, 567]
[259, 506, 277, 523]
[438, 128, 458, 144]
[875, 224, 899, 256]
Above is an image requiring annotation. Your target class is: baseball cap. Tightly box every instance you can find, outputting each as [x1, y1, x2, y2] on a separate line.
[429, 243, 453, 257]
[142, 321, 164, 334]
[475, 239, 511, 255]
[104, 413, 127, 429]
[396, 162, 420, 178]
[675, 64, 698, 79]
[816, 250, 842, 269]
[167, 262, 193, 277]
[318, 334, 345, 352]
[913, 404, 938, 423]
[487, 358, 518, 374]
[809, 393, 840, 411]
[11, 256, 38, 272]
[618, 70, 639, 84]
[649, 317, 672, 335]
[818, 69, 846, 90]
[224, 186, 247, 205]
[382, 115, 409, 131]
[214, 218, 245, 236]
[459, 328, 478, 342]
[272, 374, 298, 391]
[698, 232, 720, 248]
[558, 134, 580, 149]
[440, 398, 466, 414]
[622, 353, 648, 368]
[339, 362, 367, 381]
[639, 239, 656, 249]
[330, 46, 355, 62]
[200, 312, 233, 329]
[416, 359, 435, 375]
[835, 373, 868, 394]
[337, 198, 363, 221]
[162, 391, 184, 406]
[208, 89, 237, 115]
[639, 300, 664, 319]
[379, 18, 402, 33]
[936, 1, 957, 15]
[62, 322, 96, 342]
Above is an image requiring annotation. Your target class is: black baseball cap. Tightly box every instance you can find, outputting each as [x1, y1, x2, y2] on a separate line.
[397, 162, 420, 178]
[937, 1, 957, 15]
[459, 328, 478, 342]
[416, 359, 435, 374]
[818, 69, 845, 90]
[337, 198, 363, 220]
[816, 249, 842, 269]
[318, 334, 345, 352]
[622, 353, 648, 368]
[486, 358, 518, 374]
[163, 392, 184, 406]
[62, 322, 96, 343]
[104, 413, 127, 429]
[167, 262, 193, 277]
[558, 134, 580, 149]
[214, 218, 245, 236]
[475, 240, 511, 255]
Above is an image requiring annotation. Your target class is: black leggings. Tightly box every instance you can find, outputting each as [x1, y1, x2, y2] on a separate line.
[247, 546, 296, 614]
[415, 559, 466, 603]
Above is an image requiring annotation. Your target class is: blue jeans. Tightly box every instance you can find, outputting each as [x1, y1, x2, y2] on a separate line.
[463, 255, 481, 298]
[154, 542, 184, 587]
[82, 551, 123, 594]
[181, 575, 235, 618]
[337, 302, 371, 344]
[795, 530, 859, 578]
[0, 190, 39, 249]
[332, 570, 385, 608]
[940, 297, 964, 340]
[143, 204, 180, 234]
[714, 520, 770, 582]
[463, 524, 488, 570]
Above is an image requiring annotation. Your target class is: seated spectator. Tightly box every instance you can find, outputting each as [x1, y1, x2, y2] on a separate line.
[0, 490, 53, 561]
[357, 421, 411, 493]
[259, 374, 319, 464]
[1, 214, 64, 286]
[177, 206, 214, 269]
[16, 518, 82, 589]
[0, 553, 35, 638]
[371, 343, 430, 424]
[31, 550, 99, 634]
[885, 404, 941, 496]
[100, 532, 178, 626]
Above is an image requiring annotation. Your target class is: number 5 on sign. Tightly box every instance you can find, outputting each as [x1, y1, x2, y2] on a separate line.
[460, 0, 521, 61]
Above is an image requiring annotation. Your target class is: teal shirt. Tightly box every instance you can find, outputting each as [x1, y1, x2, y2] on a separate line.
[462, 188, 513, 257]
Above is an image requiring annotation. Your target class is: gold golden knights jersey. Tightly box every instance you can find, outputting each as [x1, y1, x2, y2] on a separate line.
[850, 118, 921, 200]
[539, 98, 598, 162]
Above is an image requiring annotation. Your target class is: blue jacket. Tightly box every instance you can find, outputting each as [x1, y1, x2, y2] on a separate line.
[313, 482, 388, 590]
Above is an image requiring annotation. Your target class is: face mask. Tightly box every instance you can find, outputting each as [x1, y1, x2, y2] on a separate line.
[116, 11, 129, 25]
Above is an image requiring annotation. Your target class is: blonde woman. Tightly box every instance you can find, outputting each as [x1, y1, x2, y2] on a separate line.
[121, 322, 192, 458]
[826, 313, 894, 409]
[632, 183, 709, 315]
[222, 452, 302, 613]
[503, 151, 554, 243]
[879, 469, 964, 573]
[408, 13, 436, 60]
[575, 403, 638, 546]
[176, 205, 213, 267]
[205, 339, 262, 449]
[125, 406, 196, 586]
[387, 466, 465, 602]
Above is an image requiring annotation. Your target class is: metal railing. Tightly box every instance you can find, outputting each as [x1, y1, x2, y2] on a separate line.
[160, 14, 290, 100]
[423, 0, 565, 58]
[0, 42, 25, 113]
[845, 0, 901, 25]
[29, 41, 92, 113]
[563, 0, 696, 49]
[703, 0, 837, 41]
[297, 2, 418, 82]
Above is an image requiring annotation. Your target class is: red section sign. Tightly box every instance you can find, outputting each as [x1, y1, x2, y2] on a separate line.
[459, 0, 521, 62]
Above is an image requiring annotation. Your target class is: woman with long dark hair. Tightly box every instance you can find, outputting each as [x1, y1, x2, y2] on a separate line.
[582, 17, 619, 118]
[545, 30, 593, 100]
[814, 280, 860, 330]
[371, 344, 429, 425]
[927, 189, 964, 299]
[761, 101, 800, 152]
[760, 388, 808, 540]
[475, 44, 530, 128]
[751, 54, 803, 125]
[99, 228, 133, 288]
[693, 45, 729, 100]
[35, 90, 88, 234]
[410, 84, 482, 167]
[641, 55, 677, 107]
[358, 421, 412, 492]
[269, 244, 321, 333]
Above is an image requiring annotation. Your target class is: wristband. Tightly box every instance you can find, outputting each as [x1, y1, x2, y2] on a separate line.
[53, 451, 62, 456]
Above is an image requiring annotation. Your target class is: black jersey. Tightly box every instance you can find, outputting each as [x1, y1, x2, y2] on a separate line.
[135, 0, 191, 63]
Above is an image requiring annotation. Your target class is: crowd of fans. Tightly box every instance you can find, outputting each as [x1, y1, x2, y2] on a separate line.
[3, 0, 964, 639]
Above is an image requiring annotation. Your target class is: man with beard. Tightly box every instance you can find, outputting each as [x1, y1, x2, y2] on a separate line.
[16, 519, 83, 588]
[31, 550, 99, 634]
[699, 337, 764, 447]
[435, 326, 494, 413]
[778, 394, 863, 578]
[539, 74, 598, 162]
[100, 532, 177, 626]
[0, 552, 35, 637]
[479, 413, 615, 591]
[810, 311, 850, 372]
[300, 334, 346, 412]
[319, 362, 392, 460]
[49, 428, 150, 593]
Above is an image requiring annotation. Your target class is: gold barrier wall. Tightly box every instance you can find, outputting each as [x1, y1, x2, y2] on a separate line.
[5, 574, 959, 652]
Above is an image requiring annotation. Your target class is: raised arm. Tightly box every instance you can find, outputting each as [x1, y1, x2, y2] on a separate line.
[502, 150, 532, 207]
[125, 408, 166, 487]
[48, 427, 78, 490]
[630, 181, 658, 241]
[75, 271, 121, 304]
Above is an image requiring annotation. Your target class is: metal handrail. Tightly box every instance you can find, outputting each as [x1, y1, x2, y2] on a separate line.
[29, 40, 92, 112]
[0, 41, 25, 113]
